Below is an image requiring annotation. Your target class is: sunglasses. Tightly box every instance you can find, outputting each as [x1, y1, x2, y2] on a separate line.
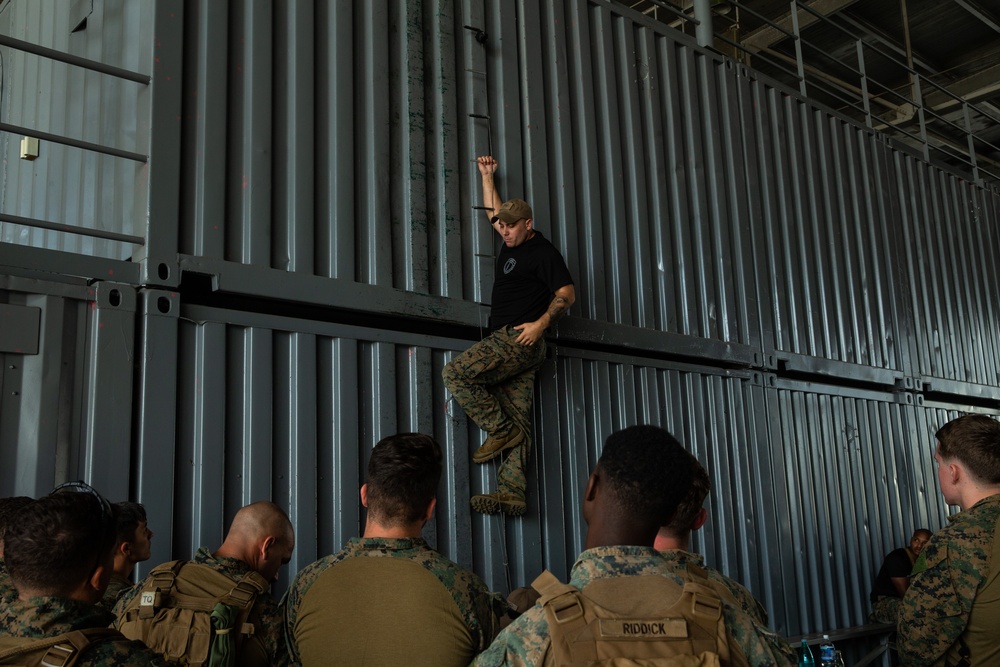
[50, 481, 117, 571]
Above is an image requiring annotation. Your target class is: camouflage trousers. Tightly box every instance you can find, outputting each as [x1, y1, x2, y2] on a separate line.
[442, 326, 546, 498]
[872, 596, 901, 624]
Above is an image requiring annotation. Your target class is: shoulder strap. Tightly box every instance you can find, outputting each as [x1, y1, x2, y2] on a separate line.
[132, 559, 186, 620]
[0, 628, 123, 667]
[686, 561, 739, 608]
[221, 570, 270, 644]
[681, 564, 748, 667]
[223, 570, 268, 609]
[532, 570, 576, 600]
[532, 570, 596, 665]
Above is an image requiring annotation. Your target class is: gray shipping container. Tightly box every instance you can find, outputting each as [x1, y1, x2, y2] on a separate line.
[1, 0, 999, 658]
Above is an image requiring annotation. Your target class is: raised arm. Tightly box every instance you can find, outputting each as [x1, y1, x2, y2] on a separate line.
[478, 155, 503, 233]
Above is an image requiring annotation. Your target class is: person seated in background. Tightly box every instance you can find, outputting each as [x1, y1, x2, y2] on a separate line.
[474, 425, 795, 667]
[283, 432, 506, 667]
[654, 448, 770, 625]
[869, 528, 931, 623]
[115, 501, 294, 667]
[0, 482, 165, 666]
[0, 495, 33, 605]
[98, 501, 154, 612]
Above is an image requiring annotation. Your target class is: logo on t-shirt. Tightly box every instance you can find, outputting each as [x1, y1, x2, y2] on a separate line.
[503, 258, 517, 274]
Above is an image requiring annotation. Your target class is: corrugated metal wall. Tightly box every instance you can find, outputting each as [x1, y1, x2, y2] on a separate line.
[0, 0, 146, 259]
[2, 0, 1000, 655]
[0, 275, 136, 499]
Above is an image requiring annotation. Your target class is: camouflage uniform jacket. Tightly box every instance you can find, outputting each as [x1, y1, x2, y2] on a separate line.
[659, 549, 769, 626]
[282, 536, 506, 665]
[0, 595, 166, 666]
[115, 547, 288, 667]
[0, 561, 14, 607]
[898, 493, 1000, 666]
[98, 572, 133, 613]
[473, 546, 795, 667]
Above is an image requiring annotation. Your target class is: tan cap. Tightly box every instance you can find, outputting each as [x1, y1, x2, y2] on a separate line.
[491, 198, 533, 224]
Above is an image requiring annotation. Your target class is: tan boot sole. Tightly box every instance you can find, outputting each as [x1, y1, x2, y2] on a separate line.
[470, 493, 527, 516]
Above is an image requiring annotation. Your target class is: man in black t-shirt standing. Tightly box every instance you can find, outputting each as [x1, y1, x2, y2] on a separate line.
[870, 528, 931, 623]
[443, 155, 575, 516]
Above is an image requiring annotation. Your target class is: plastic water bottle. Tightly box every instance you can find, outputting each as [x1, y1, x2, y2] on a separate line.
[798, 638, 815, 666]
[818, 635, 836, 665]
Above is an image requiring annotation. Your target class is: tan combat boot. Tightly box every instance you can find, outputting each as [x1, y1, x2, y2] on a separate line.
[472, 424, 525, 464]
[470, 492, 527, 516]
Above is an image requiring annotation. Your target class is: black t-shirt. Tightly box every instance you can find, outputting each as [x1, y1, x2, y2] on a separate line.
[489, 230, 574, 330]
[870, 547, 916, 601]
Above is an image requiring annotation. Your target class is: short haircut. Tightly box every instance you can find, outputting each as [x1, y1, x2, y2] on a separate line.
[936, 414, 1000, 485]
[598, 425, 693, 529]
[228, 501, 293, 545]
[113, 501, 148, 547]
[912, 528, 932, 539]
[0, 496, 33, 544]
[365, 433, 442, 526]
[662, 450, 711, 536]
[5, 491, 118, 596]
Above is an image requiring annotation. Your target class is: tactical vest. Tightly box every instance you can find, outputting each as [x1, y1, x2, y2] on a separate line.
[115, 560, 269, 667]
[0, 628, 121, 667]
[532, 562, 750, 667]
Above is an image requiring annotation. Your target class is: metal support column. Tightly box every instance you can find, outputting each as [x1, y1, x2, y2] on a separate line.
[134, 0, 184, 286]
[133, 288, 180, 572]
[694, 0, 713, 49]
[81, 282, 137, 501]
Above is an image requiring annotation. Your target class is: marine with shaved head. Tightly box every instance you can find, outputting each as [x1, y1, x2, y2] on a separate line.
[114, 501, 294, 667]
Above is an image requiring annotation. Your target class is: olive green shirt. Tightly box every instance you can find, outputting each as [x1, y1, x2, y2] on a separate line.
[283, 537, 504, 667]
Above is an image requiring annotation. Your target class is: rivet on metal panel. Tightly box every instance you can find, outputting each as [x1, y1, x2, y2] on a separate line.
[11, 391, 18, 396]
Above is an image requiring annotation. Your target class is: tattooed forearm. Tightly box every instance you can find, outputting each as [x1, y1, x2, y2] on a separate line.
[547, 295, 571, 323]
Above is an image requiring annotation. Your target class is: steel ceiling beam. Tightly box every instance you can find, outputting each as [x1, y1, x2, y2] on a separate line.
[740, 0, 863, 52]
[833, 10, 942, 74]
[923, 62, 1000, 111]
[952, 0, 1000, 35]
